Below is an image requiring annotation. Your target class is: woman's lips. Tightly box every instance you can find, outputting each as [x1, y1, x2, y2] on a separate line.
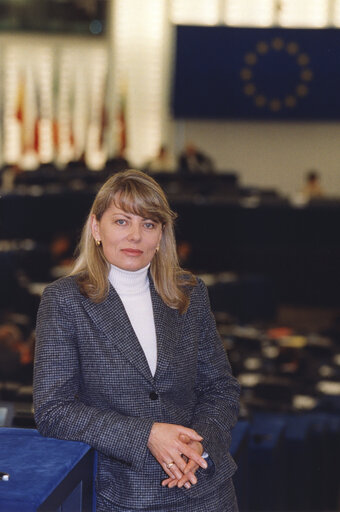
[121, 249, 143, 256]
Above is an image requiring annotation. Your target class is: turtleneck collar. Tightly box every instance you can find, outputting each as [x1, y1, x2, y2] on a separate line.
[109, 263, 150, 296]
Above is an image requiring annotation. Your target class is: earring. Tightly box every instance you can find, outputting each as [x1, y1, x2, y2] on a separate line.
[95, 239, 101, 247]
[155, 246, 159, 253]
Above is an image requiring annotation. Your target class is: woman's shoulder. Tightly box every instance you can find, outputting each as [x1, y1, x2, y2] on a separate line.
[191, 276, 208, 296]
[181, 273, 208, 304]
[42, 275, 80, 300]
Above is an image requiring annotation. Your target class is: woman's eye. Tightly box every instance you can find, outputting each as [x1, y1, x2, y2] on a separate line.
[144, 222, 155, 229]
[116, 219, 127, 226]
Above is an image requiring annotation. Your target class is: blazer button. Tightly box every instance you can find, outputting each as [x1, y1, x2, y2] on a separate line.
[149, 391, 159, 400]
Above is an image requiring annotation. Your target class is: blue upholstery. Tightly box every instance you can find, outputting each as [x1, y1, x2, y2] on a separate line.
[248, 415, 286, 511]
[0, 428, 93, 512]
[281, 415, 316, 511]
[230, 420, 250, 511]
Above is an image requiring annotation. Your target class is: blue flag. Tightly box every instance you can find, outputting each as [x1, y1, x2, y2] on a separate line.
[173, 26, 340, 120]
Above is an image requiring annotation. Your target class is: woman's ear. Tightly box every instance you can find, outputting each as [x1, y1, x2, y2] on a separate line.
[91, 214, 100, 241]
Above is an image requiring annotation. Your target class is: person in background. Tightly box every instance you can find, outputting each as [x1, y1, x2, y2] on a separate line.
[301, 170, 324, 201]
[178, 142, 214, 174]
[0, 163, 21, 191]
[48, 232, 75, 274]
[0, 322, 34, 384]
[144, 144, 176, 173]
[177, 239, 193, 269]
[33, 169, 240, 512]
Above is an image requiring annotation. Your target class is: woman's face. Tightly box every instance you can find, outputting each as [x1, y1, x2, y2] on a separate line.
[91, 203, 163, 271]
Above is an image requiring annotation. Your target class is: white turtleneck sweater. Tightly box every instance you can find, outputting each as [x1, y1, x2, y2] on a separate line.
[108, 263, 157, 376]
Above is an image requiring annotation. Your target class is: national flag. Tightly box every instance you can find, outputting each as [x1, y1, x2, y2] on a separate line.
[116, 82, 127, 155]
[173, 26, 340, 120]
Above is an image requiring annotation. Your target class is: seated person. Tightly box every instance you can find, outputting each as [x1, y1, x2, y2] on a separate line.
[178, 142, 214, 174]
[0, 323, 34, 384]
[144, 145, 176, 173]
[301, 170, 324, 200]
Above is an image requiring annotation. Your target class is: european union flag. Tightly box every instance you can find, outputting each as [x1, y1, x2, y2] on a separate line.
[173, 26, 340, 120]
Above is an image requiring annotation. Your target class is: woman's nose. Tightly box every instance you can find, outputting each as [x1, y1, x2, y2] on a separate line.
[127, 222, 142, 241]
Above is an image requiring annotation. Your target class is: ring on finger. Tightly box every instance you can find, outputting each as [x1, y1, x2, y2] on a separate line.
[166, 461, 175, 469]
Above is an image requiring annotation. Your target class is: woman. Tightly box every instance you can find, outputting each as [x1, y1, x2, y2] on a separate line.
[33, 170, 240, 511]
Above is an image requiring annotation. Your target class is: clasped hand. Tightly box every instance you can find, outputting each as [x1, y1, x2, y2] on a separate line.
[147, 423, 207, 489]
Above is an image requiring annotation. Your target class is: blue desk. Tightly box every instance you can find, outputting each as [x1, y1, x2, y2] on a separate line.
[0, 428, 94, 512]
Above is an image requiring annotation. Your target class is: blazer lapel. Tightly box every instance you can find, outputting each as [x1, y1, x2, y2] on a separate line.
[81, 284, 153, 383]
[150, 279, 184, 381]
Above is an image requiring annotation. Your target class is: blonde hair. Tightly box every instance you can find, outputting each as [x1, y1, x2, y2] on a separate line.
[70, 169, 196, 313]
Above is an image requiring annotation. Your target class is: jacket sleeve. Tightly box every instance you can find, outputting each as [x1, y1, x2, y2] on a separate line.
[190, 279, 240, 471]
[33, 282, 154, 472]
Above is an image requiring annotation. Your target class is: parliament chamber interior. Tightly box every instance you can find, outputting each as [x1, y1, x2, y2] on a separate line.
[1, 0, 340, 511]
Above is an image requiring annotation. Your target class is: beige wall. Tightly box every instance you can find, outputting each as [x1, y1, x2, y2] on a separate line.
[178, 119, 340, 197]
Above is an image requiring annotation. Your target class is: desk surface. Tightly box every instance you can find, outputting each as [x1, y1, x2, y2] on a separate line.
[0, 428, 92, 511]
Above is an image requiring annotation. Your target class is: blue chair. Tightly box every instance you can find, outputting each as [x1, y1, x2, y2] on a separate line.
[231, 420, 250, 511]
[281, 414, 316, 511]
[248, 414, 286, 511]
[307, 412, 340, 511]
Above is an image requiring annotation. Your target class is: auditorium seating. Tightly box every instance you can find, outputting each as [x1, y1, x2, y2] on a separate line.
[2, 170, 340, 305]
[231, 412, 340, 511]
[1, 168, 340, 510]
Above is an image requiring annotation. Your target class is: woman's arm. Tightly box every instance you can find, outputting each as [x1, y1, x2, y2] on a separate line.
[189, 278, 240, 470]
[162, 278, 240, 489]
[33, 282, 154, 472]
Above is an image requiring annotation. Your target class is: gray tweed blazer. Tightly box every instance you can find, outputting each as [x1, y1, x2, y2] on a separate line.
[33, 274, 240, 510]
